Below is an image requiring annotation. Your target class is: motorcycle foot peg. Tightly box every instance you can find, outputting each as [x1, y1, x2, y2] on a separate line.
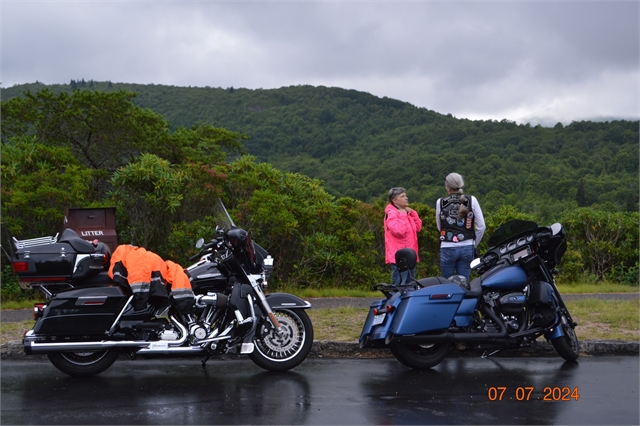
[240, 343, 254, 354]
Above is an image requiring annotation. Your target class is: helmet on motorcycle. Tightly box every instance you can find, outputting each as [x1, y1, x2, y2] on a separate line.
[448, 274, 469, 290]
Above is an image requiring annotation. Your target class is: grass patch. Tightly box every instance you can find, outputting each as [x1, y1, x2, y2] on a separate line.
[566, 299, 640, 341]
[0, 320, 32, 345]
[1, 300, 45, 310]
[557, 283, 639, 294]
[307, 307, 368, 342]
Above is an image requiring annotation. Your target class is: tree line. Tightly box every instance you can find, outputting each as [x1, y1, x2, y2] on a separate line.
[2, 81, 637, 222]
[1, 88, 637, 300]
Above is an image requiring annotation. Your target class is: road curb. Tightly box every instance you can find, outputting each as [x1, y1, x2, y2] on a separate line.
[2, 339, 638, 360]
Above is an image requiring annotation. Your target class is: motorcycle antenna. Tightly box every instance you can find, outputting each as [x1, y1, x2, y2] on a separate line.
[0, 216, 16, 263]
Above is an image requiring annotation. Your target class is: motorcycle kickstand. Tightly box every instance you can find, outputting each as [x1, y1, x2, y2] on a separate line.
[482, 349, 502, 358]
[201, 353, 212, 367]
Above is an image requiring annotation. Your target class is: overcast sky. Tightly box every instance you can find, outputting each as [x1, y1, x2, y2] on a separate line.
[2, 0, 638, 126]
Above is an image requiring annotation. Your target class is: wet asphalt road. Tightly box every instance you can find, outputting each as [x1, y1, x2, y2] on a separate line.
[1, 356, 638, 425]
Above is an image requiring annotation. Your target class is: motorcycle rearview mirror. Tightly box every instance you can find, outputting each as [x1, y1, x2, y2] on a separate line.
[195, 238, 205, 249]
[550, 223, 562, 236]
[470, 258, 482, 270]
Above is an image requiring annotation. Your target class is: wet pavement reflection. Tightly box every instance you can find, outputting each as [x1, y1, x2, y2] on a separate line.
[1, 356, 638, 425]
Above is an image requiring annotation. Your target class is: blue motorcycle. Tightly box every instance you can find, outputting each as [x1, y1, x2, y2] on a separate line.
[359, 219, 579, 369]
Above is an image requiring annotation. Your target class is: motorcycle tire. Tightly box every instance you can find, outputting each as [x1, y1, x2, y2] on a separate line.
[47, 349, 120, 377]
[551, 313, 580, 362]
[390, 342, 450, 370]
[250, 308, 314, 372]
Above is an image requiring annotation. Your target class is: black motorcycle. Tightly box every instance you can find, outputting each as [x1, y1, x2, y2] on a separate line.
[13, 199, 314, 376]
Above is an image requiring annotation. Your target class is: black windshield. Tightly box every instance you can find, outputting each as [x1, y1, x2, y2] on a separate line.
[487, 220, 538, 248]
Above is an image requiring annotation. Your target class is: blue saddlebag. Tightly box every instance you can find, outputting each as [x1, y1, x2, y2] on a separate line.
[391, 284, 466, 335]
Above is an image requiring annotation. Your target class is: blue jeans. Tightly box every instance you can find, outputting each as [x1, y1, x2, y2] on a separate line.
[391, 264, 416, 285]
[440, 245, 475, 281]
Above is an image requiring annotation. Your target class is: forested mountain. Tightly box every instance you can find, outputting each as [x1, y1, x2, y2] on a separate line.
[2, 81, 637, 221]
[2, 85, 637, 291]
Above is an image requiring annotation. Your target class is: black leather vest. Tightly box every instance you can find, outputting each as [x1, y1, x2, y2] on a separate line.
[439, 193, 475, 242]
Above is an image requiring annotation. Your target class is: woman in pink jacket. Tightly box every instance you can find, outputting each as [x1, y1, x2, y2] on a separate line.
[384, 187, 422, 285]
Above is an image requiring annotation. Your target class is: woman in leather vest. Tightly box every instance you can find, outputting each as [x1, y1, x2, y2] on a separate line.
[435, 173, 486, 280]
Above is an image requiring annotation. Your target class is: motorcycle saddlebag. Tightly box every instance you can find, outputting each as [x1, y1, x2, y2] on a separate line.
[34, 286, 129, 336]
[391, 284, 466, 335]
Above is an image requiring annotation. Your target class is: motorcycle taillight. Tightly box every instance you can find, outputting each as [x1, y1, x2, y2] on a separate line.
[12, 261, 29, 272]
[33, 303, 46, 320]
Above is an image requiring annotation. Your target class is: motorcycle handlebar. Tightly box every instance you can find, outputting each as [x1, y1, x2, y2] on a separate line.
[188, 240, 220, 261]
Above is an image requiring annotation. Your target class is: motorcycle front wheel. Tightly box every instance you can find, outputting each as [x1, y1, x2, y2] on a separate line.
[551, 312, 580, 361]
[47, 348, 120, 377]
[390, 342, 450, 369]
[250, 308, 314, 372]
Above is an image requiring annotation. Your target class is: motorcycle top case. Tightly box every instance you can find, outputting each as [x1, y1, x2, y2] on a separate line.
[34, 286, 129, 336]
[13, 242, 76, 281]
[13, 241, 109, 284]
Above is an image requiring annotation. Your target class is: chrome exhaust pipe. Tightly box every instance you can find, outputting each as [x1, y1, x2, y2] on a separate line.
[24, 335, 151, 354]
[25, 337, 207, 355]
[24, 315, 193, 354]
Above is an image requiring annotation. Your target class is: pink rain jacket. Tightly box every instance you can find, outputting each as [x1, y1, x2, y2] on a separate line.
[384, 203, 423, 264]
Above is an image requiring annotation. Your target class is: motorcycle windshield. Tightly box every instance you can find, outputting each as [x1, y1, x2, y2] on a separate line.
[487, 219, 539, 248]
[213, 198, 236, 232]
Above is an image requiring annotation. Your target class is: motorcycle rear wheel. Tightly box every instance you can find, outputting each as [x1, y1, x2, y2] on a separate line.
[47, 348, 120, 377]
[551, 313, 580, 361]
[250, 308, 314, 372]
[390, 342, 450, 369]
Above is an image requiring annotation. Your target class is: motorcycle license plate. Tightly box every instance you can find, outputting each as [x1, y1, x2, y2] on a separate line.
[372, 313, 386, 325]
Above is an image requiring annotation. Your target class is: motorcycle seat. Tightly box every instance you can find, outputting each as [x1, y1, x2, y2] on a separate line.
[465, 277, 482, 298]
[59, 228, 97, 254]
[415, 276, 450, 288]
[414, 276, 482, 299]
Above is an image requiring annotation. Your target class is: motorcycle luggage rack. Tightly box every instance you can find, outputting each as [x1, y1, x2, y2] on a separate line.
[13, 233, 59, 250]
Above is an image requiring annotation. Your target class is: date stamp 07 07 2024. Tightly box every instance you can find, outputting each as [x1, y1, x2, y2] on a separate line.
[487, 386, 580, 401]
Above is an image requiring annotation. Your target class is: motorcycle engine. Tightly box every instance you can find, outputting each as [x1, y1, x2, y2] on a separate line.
[498, 292, 526, 314]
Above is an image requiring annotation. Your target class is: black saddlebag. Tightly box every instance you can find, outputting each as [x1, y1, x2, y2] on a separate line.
[34, 286, 129, 336]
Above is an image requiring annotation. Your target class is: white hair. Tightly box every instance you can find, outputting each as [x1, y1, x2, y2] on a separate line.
[445, 173, 464, 193]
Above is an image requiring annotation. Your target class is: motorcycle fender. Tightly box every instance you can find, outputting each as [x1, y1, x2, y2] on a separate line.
[359, 292, 403, 348]
[251, 293, 311, 318]
[391, 284, 466, 335]
[545, 325, 564, 340]
[359, 299, 389, 347]
[265, 293, 311, 310]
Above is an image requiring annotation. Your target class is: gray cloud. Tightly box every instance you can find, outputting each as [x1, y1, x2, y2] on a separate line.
[2, 1, 638, 126]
